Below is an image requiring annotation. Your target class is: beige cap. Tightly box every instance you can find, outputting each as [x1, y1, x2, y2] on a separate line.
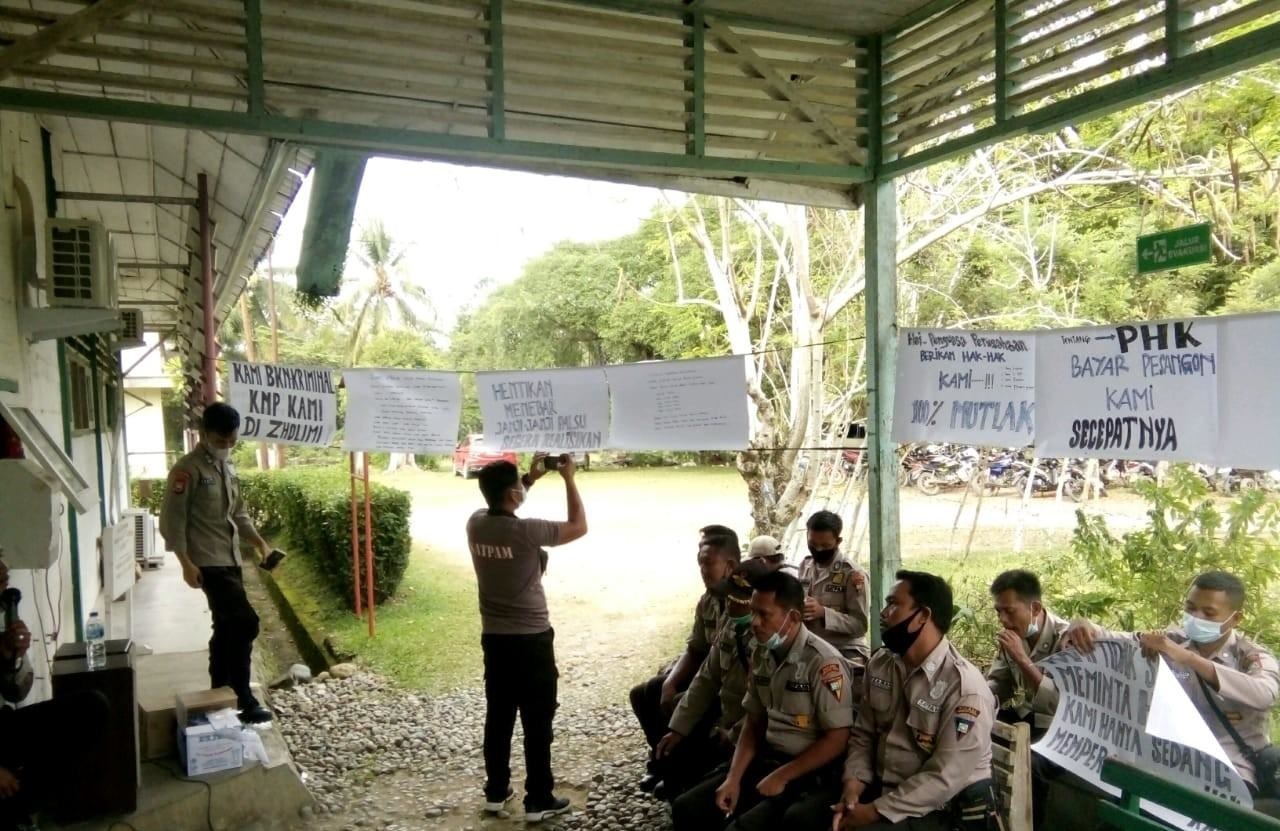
[746, 535, 782, 559]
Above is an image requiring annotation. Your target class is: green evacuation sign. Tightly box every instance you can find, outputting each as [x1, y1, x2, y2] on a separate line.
[1137, 223, 1212, 274]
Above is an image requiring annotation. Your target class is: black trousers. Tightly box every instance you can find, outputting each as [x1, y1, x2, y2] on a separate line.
[0, 691, 109, 828]
[671, 756, 841, 831]
[199, 566, 260, 708]
[630, 661, 695, 774]
[482, 628, 558, 803]
[653, 707, 727, 800]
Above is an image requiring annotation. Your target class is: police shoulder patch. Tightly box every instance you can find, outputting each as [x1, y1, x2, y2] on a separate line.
[169, 469, 189, 494]
[819, 661, 844, 702]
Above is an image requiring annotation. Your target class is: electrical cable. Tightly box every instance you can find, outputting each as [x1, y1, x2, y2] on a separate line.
[209, 333, 870, 375]
[145, 759, 215, 831]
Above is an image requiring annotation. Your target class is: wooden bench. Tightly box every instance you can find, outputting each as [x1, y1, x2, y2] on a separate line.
[1098, 757, 1280, 830]
[992, 721, 1034, 831]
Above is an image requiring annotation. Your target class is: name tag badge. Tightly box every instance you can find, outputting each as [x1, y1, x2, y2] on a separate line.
[915, 698, 941, 714]
[786, 681, 814, 692]
[825, 585, 846, 594]
[871, 676, 892, 690]
[754, 674, 772, 686]
[199, 476, 216, 486]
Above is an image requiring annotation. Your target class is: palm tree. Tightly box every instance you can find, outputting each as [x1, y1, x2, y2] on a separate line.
[343, 220, 435, 365]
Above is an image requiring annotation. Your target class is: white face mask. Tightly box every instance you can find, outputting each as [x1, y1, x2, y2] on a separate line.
[210, 447, 230, 462]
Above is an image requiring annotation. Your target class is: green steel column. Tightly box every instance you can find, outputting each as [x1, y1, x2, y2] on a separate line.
[684, 9, 705, 156]
[244, 0, 265, 115]
[56, 341, 86, 641]
[994, 0, 1010, 123]
[1165, 0, 1187, 65]
[487, 0, 505, 140]
[863, 34, 899, 646]
[865, 177, 900, 646]
[90, 340, 108, 530]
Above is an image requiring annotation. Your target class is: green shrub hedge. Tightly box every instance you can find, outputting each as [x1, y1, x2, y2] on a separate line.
[130, 467, 411, 608]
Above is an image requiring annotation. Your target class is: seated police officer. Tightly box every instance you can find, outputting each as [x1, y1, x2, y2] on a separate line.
[672, 570, 852, 831]
[656, 559, 773, 800]
[986, 569, 1071, 739]
[1137, 571, 1280, 817]
[828, 570, 997, 830]
[633, 528, 740, 792]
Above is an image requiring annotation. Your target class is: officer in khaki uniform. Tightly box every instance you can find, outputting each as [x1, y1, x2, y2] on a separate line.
[633, 529, 738, 792]
[986, 570, 1071, 735]
[159, 403, 273, 723]
[672, 570, 852, 831]
[1134, 571, 1280, 814]
[798, 511, 871, 669]
[822, 570, 997, 830]
[657, 560, 773, 799]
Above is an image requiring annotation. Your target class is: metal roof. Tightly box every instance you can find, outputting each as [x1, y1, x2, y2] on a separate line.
[0, 0, 1277, 404]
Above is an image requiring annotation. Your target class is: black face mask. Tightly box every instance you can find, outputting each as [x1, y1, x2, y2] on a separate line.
[808, 544, 837, 563]
[882, 608, 924, 656]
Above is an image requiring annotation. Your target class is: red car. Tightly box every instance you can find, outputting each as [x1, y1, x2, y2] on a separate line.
[453, 434, 518, 478]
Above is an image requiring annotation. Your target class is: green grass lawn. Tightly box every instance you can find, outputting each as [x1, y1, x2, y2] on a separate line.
[268, 537, 481, 692]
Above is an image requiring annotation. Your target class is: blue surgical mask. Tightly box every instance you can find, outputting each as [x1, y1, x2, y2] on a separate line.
[765, 618, 795, 652]
[1025, 621, 1040, 639]
[1184, 612, 1227, 644]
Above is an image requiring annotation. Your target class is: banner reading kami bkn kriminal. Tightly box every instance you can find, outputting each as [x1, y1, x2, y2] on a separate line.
[228, 361, 337, 447]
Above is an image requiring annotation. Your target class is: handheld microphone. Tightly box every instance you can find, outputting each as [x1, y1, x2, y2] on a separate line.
[0, 588, 20, 629]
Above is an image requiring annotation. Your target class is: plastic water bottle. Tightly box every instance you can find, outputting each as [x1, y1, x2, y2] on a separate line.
[86, 612, 106, 670]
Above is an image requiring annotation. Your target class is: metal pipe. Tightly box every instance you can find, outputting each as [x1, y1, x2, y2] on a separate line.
[197, 173, 216, 403]
[349, 452, 363, 618]
[56, 190, 196, 205]
[363, 452, 375, 637]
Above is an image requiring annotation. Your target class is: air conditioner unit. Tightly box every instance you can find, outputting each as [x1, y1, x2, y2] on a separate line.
[115, 308, 144, 350]
[44, 218, 116, 309]
[122, 508, 162, 568]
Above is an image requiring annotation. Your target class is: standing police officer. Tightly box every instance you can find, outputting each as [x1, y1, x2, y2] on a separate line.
[796, 511, 870, 669]
[160, 402, 273, 723]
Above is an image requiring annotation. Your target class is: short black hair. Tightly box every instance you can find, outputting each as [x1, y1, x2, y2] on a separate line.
[477, 461, 519, 509]
[750, 569, 805, 614]
[1192, 571, 1246, 610]
[896, 569, 955, 634]
[702, 533, 741, 563]
[806, 510, 842, 537]
[700, 524, 740, 555]
[201, 402, 241, 435]
[990, 569, 1042, 602]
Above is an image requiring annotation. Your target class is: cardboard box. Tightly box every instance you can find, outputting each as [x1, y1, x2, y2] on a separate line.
[175, 687, 237, 729]
[139, 702, 176, 761]
[178, 723, 244, 776]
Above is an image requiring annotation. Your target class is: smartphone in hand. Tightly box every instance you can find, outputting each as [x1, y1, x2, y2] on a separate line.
[260, 549, 287, 571]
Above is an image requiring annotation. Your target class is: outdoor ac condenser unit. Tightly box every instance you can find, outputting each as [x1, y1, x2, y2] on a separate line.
[44, 218, 116, 309]
[122, 508, 162, 568]
[116, 308, 144, 350]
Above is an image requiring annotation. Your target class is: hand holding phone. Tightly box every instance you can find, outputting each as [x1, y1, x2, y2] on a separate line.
[260, 549, 287, 571]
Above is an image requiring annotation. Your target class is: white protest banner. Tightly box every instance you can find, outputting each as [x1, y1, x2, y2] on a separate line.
[605, 356, 749, 451]
[476, 367, 609, 452]
[1035, 639, 1251, 831]
[1214, 311, 1280, 470]
[228, 361, 336, 446]
[342, 369, 462, 453]
[891, 329, 1035, 446]
[1035, 318, 1219, 461]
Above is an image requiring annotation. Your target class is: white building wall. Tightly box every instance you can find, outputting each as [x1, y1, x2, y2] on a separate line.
[0, 111, 129, 703]
[124, 387, 168, 478]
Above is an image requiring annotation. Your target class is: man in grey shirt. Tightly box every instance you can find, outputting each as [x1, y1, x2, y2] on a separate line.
[468, 454, 587, 823]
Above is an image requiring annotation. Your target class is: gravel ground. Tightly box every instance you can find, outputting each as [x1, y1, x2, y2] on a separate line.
[275, 670, 672, 831]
